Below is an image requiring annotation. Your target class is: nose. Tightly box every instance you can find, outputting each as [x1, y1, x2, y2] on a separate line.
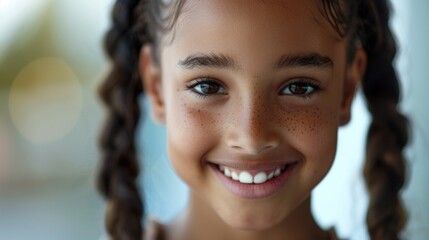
[225, 98, 280, 155]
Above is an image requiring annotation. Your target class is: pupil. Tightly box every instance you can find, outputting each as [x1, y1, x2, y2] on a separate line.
[201, 83, 218, 94]
[290, 84, 308, 95]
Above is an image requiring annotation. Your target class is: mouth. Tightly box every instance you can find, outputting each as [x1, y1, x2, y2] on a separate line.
[208, 161, 299, 199]
[217, 163, 293, 184]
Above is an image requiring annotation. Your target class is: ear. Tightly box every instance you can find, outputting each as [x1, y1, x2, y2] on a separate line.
[139, 45, 166, 124]
[340, 48, 367, 126]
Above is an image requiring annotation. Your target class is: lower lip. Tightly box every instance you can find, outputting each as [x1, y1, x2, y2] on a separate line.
[209, 162, 298, 200]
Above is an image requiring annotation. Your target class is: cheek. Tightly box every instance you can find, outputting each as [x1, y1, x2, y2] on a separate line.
[165, 97, 221, 183]
[284, 106, 338, 150]
[280, 105, 339, 179]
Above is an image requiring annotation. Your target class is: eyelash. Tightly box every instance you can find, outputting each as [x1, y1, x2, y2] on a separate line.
[279, 78, 321, 99]
[185, 77, 227, 98]
[185, 77, 321, 99]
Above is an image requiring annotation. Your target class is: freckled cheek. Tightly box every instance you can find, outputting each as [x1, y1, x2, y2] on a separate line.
[280, 106, 339, 164]
[166, 101, 223, 182]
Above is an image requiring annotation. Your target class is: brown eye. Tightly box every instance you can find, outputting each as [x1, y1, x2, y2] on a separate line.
[197, 82, 221, 94]
[189, 79, 227, 96]
[281, 82, 317, 96]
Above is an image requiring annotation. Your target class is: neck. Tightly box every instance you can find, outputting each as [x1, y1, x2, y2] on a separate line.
[167, 192, 330, 240]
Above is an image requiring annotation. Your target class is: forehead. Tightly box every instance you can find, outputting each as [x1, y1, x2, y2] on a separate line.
[161, 0, 344, 67]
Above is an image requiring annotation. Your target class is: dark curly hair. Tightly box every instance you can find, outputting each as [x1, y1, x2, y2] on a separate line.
[96, 0, 409, 239]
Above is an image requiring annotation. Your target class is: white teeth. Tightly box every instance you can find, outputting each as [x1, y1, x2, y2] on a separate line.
[239, 171, 253, 184]
[224, 168, 231, 177]
[253, 172, 267, 184]
[274, 168, 281, 176]
[220, 165, 287, 183]
[231, 171, 239, 180]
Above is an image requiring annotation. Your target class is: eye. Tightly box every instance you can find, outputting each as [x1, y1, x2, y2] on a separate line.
[187, 78, 227, 96]
[280, 80, 319, 97]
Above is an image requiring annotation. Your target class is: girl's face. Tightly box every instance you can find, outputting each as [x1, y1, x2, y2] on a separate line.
[142, 0, 365, 231]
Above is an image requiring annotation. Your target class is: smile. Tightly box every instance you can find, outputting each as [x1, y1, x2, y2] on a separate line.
[218, 164, 290, 184]
[209, 161, 299, 199]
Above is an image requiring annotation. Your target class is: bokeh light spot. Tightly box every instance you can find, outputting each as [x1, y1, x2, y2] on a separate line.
[9, 57, 82, 144]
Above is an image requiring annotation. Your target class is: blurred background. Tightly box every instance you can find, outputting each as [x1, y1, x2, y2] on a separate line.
[0, 0, 428, 239]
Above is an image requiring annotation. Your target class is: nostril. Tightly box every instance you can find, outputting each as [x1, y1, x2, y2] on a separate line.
[226, 132, 280, 154]
[263, 145, 274, 150]
[259, 144, 276, 153]
[229, 143, 277, 155]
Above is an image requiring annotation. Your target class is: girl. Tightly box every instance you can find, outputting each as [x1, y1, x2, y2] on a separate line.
[97, 0, 409, 239]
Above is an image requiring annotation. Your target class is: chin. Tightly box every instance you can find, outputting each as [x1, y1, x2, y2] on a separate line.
[218, 208, 284, 232]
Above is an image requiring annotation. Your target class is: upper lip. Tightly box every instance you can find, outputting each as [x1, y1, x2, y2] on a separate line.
[204, 149, 303, 171]
[206, 159, 299, 172]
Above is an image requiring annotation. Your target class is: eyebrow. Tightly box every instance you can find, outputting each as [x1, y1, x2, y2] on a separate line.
[178, 53, 236, 69]
[276, 53, 333, 69]
[177, 53, 333, 70]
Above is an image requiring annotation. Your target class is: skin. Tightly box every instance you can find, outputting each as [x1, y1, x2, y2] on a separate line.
[140, 0, 367, 239]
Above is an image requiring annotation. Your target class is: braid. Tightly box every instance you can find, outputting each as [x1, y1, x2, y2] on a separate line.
[97, 0, 149, 239]
[321, 0, 410, 238]
[359, 0, 409, 239]
[97, 0, 186, 239]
